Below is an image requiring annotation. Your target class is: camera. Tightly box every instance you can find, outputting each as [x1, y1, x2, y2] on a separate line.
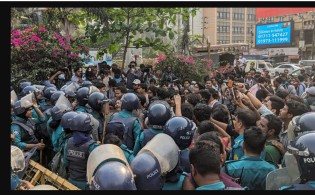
[143, 65, 152, 73]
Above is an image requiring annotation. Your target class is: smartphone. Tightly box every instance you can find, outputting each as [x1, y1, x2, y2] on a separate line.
[227, 80, 234, 88]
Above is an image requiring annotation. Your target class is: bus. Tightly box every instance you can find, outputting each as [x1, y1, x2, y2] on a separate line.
[209, 43, 249, 54]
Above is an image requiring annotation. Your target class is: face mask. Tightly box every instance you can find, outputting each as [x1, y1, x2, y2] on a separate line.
[58, 74, 65, 80]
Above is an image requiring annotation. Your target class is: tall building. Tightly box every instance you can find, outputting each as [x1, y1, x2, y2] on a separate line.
[194, 8, 256, 46]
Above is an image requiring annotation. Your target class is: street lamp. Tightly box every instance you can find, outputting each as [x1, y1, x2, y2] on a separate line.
[201, 17, 208, 45]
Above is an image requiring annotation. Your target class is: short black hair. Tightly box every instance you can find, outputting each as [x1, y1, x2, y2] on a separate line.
[262, 114, 283, 136]
[235, 108, 258, 128]
[197, 120, 217, 135]
[193, 103, 212, 123]
[269, 95, 285, 115]
[243, 126, 266, 154]
[189, 140, 221, 176]
[197, 131, 224, 154]
[286, 99, 310, 117]
[181, 102, 194, 120]
[187, 93, 201, 107]
[115, 86, 127, 93]
[275, 88, 289, 99]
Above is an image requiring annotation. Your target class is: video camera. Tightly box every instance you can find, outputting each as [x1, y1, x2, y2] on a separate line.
[143, 64, 153, 73]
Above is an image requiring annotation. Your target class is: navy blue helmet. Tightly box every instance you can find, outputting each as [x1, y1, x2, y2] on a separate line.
[90, 161, 136, 190]
[296, 112, 315, 133]
[70, 113, 93, 132]
[130, 151, 162, 190]
[19, 81, 31, 91]
[88, 92, 108, 112]
[43, 87, 57, 100]
[82, 80, 93, 88]
[50, 91, 65, 106]
[13, 100, 31, 116]
[148, 102, 172, 129]
[76, 87, 90, 106]
[50, 105, 68, 121]
[163, 116, 196, 150]
[121, 93, 140, 111]
[21, 86, 37, 97]
[287, 132, 315, 181]
[61, 111, 78, 129]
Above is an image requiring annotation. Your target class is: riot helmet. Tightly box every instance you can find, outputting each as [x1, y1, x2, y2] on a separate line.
[121, 93, 140, 111]
[163, 116, 196, 150]
[82, 80, 93, 88]
[13, 99, 32, 116]
[287, 132, 315, 181]
[11, 146, 25, 172]
[50, 91, 65, 106]
[11, 90, 18, 107]
[88, 92, 108, 112]
[70, 113, 94, 132]
[147, 102, 172, 129]
[130, 151, 162, 190]
[296, 112, 315, 134]
[90, 161, 136, 190]
[76, 87, 90, 106]
[21, 86, 37, 97]
[43, 86, 57, 100]
[61, 111, 78, 129]
[19, 81, 31, 91]
[50, 105, 70, 121]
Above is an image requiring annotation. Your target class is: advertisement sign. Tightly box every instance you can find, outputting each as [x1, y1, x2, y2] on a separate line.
[267, 47, 299, 56]
[256, 21, 293, 48]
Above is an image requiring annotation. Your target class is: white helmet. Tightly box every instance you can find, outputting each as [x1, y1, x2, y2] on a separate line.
[11, 146, 25, 172]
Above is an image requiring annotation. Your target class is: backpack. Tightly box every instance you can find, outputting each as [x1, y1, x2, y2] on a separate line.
[105, 113, 137, 149]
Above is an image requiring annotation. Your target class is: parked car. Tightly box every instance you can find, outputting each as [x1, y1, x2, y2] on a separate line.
[274, 64, 301, 76]
[273, 62, 290, 68]
[244, 60, 276, 77]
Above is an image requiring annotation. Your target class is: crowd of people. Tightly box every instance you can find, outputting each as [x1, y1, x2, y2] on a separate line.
[10, 55, 315, 190]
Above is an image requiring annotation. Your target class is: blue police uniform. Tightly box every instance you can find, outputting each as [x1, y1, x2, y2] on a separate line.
[75, 106, 89, 113]
[89, 109, 104, 141]
[229, 134, 244, 160]
[46, 117, 64, 153]
[280, 181, 315, 190]
[120, 144, 135, 164]
[63, 137, 99, 190]
[223, 155, 277, 190]
[196, 181, 226, 190]
[133, 128, 162, 155]
[109, 110, 142, 150]
[162, 172, 188, 190]
[11, 114, 46, 162]
[229, 134, 266, 161]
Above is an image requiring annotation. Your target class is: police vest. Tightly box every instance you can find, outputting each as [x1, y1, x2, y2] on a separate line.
[66, 138, 95, 181]
[110, 113, 137, 150]
[141, 128, 160, 148]
[11, 120, 38, 145]
[179, 149, 190, 173]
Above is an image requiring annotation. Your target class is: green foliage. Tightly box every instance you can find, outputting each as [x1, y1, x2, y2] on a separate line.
[154, 53, 212, 83]
[11, 26, 88, 89]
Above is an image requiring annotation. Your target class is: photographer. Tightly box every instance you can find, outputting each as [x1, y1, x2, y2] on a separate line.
[124, 61, 142, 90]
[139, 64, 154, 86]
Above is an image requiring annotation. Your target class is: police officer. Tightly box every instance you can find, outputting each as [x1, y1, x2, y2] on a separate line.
[11, 96, 46, 162]
[162, 116, 196, 190]
[130, 133, 179, 190]
[86, 144, 136, 190]
[133, 101, 172, 155]
[295, 112, 315, 136]
[63, 113, 100, 190]
[75, 87, 90, 113]
[50, 91, 66, 106]
[11, 146, 35, 190]
[90, 161, 137, 190]
[87, 92, 108, 141]
[108, 93, 142, 150]
[279, 132, 315, 190]
[163, 116, 196, 173]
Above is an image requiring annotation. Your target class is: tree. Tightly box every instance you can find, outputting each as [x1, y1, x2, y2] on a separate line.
[11, 26, 88, 90]
[83, 8, 197, 69]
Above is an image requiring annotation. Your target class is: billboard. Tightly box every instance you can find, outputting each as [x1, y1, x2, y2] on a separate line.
[255, 21, 293, 49]
[256, 8, 315, 19]
[267, 47, 299, 56]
